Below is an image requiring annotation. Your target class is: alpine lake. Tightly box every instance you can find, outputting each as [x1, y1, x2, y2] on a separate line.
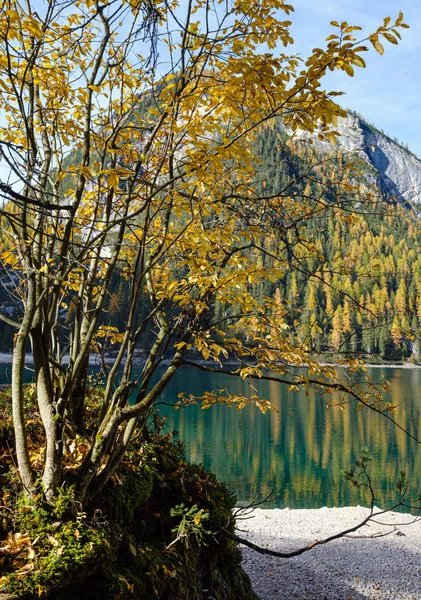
[2, 362, 421, 511]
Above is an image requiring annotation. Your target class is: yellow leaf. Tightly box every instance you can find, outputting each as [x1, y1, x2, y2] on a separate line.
[25, 19, 43, 40]
[382, 32, 398, 45]
[370, 36, 384, 55]
[343, 63, 354, 77]
[352, 56, 366, 68]
[80, 166, 93, 179]
[0, 79, 10, 92]
[108, 173, 119, 189]
[1, 250, 18, 267]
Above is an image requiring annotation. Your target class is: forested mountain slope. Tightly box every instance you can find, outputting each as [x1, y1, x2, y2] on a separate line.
[251, 118, 421, 361]
[0, 113, 420, 360]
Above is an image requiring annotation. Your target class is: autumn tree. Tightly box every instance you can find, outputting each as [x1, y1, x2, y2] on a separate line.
[0, 0, 410, 514]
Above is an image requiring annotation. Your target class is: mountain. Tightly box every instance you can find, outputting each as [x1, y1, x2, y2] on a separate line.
[1, 110, 421, 361]
[251, 115, 421, 362]
[292, 111, 421, 210]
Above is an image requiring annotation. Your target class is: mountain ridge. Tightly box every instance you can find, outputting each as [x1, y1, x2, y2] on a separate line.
[291, 111, 421, 210]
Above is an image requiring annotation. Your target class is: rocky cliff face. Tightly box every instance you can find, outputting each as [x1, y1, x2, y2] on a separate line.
[293, 113, 421, 210]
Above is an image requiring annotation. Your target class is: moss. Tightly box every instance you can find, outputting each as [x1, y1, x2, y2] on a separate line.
[2, 511, 107, 598]
[0, 433, 257, 600]
[103, 468, 154, 524]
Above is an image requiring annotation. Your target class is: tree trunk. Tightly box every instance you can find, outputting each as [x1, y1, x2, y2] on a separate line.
[32, 327, 63, 501]
[12, 329, 35, 497]
[68, 354, 89, 435]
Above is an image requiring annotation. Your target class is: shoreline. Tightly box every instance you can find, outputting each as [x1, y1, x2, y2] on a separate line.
[0, 351, 420, 370]
[322, 361, 421, 369]
[240, 505, 421, 600]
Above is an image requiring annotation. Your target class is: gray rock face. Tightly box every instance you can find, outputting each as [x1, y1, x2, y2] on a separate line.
[293, 113, 421, 210]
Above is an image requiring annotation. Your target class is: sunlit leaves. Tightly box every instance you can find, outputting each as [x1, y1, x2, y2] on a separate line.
[0, 0, 410, 514]
[368, 12, 409, 54]
[0, 249, 19, 268]
[369, 35, 384, 55]
[176, 390, 274, 413]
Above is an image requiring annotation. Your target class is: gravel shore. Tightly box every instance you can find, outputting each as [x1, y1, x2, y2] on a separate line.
[239, 506, 421, 600]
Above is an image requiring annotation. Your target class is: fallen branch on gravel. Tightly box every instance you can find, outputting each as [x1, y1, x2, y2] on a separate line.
[227, 452, 421, 559]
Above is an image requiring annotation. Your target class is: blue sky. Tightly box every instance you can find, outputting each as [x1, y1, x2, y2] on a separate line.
[289, 0, 420, 155]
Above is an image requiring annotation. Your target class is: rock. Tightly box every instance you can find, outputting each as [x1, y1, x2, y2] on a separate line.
[288, 112, 421, 211]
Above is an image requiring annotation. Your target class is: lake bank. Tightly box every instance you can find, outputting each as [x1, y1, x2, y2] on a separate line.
[1, 350, 421, 370]
[241, 506, 421, 599]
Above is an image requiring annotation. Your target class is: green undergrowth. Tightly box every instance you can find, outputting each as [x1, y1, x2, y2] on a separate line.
[0, 388, 257, 600]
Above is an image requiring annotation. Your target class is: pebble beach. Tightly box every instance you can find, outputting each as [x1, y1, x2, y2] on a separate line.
[240, 506, 421, 600]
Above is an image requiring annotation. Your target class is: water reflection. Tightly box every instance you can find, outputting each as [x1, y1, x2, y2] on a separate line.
[1, 363, 420, 509]
[158, 366, 421, 509]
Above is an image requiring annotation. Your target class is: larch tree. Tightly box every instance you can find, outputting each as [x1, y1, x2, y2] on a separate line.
[0, 0, 411, 511]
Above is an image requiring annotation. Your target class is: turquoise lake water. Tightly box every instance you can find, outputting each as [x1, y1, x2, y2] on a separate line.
[2, 363, 421, 510]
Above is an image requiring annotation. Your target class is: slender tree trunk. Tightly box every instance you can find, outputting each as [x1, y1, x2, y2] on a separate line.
[84, 414, 142, 505]
[75, 407, 122, 504]
[32, 327, 63, 501]
[12, 329, 35, 496]
[69, 354, 89, 434]
[11, 272, 38, 497]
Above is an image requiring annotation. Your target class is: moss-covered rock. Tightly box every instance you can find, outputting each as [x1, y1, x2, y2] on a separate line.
[104, 468, 154, 524]
[0, 433, 258, 600]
